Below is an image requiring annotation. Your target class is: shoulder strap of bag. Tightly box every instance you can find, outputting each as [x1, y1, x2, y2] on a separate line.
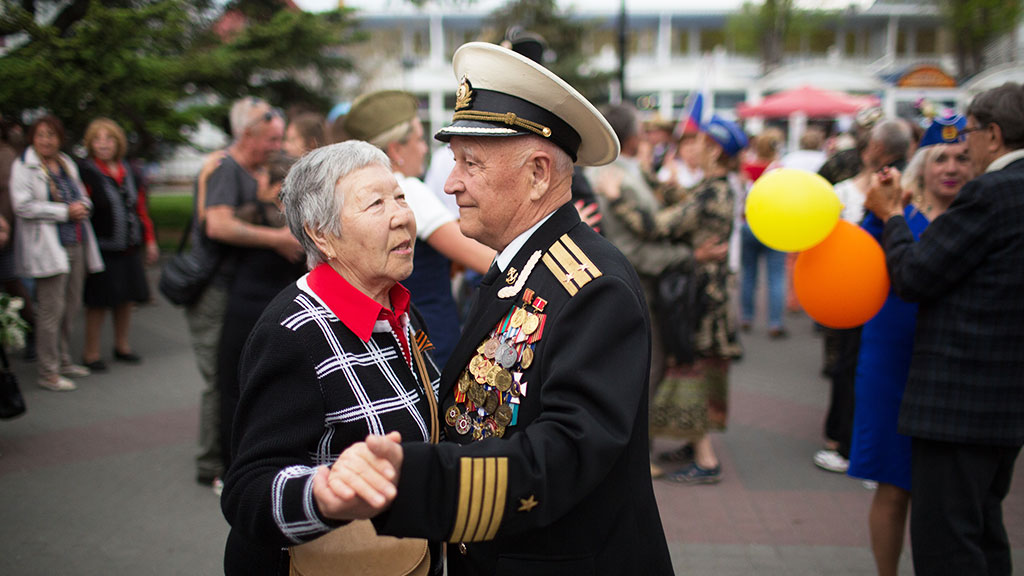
[409, 340, 439, 444]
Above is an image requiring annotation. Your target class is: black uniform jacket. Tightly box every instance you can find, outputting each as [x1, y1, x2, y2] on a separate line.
[374, 203, 675, 576]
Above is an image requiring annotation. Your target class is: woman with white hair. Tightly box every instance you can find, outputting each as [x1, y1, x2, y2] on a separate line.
[220, 141, 441, 575]
[344, 90, 494, 366]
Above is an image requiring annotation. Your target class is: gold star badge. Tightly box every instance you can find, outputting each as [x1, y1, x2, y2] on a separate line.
[518, 495, 539, 512]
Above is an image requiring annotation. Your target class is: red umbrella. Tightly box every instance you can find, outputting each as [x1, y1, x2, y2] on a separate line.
[737, 85, 880, 118]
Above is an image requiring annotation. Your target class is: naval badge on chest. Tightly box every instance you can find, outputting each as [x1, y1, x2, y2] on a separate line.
[447, 288, 548, 441]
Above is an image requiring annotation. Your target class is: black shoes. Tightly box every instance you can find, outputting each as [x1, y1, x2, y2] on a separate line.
[113, 349, 142, 364]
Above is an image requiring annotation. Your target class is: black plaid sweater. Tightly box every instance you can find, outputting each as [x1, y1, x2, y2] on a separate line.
[884, 157, 1024, 446]
[221, 279, 441, 559]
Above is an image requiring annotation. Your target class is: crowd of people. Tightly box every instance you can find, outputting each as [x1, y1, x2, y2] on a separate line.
[1, 31, 1021, 576]
[1, 115, 156, 392]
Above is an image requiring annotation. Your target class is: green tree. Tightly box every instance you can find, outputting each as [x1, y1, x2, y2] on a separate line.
[940, 0, 1023, 79]
[727, 0, 837, 73]
[0, 0, 360, 158]
[485, 0, 611, 104]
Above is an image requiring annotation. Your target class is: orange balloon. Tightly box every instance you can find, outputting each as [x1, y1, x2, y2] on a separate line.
[793, 220, 890, 329]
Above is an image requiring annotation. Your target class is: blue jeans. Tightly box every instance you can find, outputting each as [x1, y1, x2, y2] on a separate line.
[740, 223, 787, 330]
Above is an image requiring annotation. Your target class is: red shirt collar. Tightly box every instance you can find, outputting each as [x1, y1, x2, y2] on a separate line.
[93, 159, 125, 185]
[306, 263, 411, 342]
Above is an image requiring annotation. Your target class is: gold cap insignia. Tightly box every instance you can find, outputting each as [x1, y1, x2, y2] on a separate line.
[455, 76, 474, 111]
[942, 125, 958, 141]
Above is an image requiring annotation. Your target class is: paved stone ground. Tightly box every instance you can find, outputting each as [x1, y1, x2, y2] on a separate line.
[0, 289, 1020, 575]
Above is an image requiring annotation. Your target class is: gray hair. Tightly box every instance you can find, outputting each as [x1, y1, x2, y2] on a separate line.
[967, 82, 1024, 150]
[280, 140, 392, 269]
[869, 119, 912, 163]
[229, 97, 271, 141]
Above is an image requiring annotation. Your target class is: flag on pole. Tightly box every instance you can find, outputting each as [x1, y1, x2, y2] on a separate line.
[675, 56, 713, 138]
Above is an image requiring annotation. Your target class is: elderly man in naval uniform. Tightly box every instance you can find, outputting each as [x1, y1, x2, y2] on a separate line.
[317, 42, 675, 576]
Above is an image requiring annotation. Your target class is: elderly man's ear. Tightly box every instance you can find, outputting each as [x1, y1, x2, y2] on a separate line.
[527, 151, 554, 201]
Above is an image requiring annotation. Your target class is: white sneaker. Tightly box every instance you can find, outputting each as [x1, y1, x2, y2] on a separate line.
[60, 364, 91, 378]
[38, 375, 77, 391]
[813, 449, 849, 473]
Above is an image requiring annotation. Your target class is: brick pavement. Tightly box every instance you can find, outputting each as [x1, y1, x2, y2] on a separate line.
[0, 294, 1020, 575]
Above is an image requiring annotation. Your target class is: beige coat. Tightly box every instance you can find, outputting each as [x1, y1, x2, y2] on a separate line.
[10, 147, 104, 278]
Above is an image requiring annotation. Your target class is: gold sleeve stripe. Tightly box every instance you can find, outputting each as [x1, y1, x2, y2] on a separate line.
[561, 236, 602, 280]
[463, 458, 485, 541]
[471, 457, 497, 542]
[448, 457, 510, 543]
[450, 459, 473, 542]
[542, 252, 578, 296]
[483, 457, 508, 540]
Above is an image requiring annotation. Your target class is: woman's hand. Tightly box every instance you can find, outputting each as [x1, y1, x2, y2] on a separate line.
[67, 201, 90, 221]
[694, 237, 729, 264]
[865, 167, 907, 222]
[593, 166, 624, 201]
[574, 200, 602, 232]
[316, 431, 404, 521]
[145, 241, 160, 265]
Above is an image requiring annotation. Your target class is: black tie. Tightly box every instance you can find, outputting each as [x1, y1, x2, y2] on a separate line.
[481, 261, 501, 286]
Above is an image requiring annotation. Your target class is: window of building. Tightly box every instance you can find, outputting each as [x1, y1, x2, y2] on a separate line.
[844, 30, 858, 55]
[896, 28, 907, 55]
[700, 28, 725, 52]
[675, 30, 690, 54]
[917, 27, 937, 54]
[809, 28, 834, 54]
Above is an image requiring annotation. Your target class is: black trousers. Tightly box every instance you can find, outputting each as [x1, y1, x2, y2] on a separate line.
[824, 327, 860, 458]
[910, 437, 1022, 576]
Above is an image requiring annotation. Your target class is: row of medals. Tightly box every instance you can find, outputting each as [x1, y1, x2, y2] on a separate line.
[446, 304, 542, 441]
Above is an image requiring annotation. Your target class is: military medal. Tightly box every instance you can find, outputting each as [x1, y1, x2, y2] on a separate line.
[496, 342, 517, 369]
[492, 368, 512, 392]
[520, 345, 534, 369]
[446, 405, 462, 426]
[483, 337, 499, 359]
[455, 413, 472, 435]
[522, 313, 540, 335]
[510, 307, 527, 328]
[494, 403, 513, 426]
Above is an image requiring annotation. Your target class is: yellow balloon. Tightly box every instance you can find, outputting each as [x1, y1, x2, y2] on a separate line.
[745, 168, 841, 252]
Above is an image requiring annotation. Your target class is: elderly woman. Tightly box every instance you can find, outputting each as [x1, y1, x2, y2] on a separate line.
[344, 90, 494, 366]
[847, 113, 973, 576]
[220, 141, 441, 576]
[10, 115, 103, 391]
[78, 118, 158, 371]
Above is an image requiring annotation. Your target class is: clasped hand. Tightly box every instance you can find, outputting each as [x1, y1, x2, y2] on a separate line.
[312, 431, 405, 521]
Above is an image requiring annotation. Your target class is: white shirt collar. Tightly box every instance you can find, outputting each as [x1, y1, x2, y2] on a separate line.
[494, 211, 555, 272]
[986, 149, 1024, 173]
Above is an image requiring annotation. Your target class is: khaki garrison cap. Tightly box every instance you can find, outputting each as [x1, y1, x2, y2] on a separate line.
[344, 90, 418, 143]
[435, 42, 619, 167]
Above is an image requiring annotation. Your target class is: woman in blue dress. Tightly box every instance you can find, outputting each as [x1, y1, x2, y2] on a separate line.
[848, 113, 973, 576]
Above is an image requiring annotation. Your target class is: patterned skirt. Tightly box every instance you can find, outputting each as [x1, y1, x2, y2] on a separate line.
[650, 357, 730, 440]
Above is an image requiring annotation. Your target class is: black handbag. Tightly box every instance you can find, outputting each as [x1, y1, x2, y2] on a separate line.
[158, 216, 223, 307]
[655, 262, 706, 366]
[0, 345, 25, 420]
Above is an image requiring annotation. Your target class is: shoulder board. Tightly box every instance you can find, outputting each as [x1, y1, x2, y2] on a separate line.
[541, 233, 603, 297]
